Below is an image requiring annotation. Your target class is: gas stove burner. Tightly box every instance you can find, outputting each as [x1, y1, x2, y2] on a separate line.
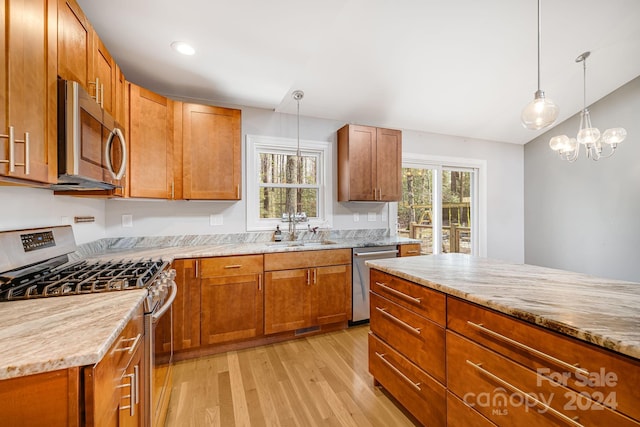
[0, 258, 167, 301]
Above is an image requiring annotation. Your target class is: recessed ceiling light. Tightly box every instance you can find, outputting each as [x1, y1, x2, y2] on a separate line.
[170, 41, 195, 56]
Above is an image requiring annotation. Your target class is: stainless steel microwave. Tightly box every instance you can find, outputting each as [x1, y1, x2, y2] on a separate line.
[54, 79, 127, 190]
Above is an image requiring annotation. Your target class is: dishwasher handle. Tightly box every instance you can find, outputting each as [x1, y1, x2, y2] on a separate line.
[353, 250, 399, 257]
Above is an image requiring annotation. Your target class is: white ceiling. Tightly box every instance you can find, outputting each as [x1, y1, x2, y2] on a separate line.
[78, 0, 640, 145]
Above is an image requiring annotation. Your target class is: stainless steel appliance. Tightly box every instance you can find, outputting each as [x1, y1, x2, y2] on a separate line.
[351, 246, 398, 324]
[0, 225, 176, 427]
[54, 79, 127, 190]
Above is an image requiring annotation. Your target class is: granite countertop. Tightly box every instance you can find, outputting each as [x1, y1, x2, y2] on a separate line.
[0, 290, 146, 380]
[84, 235, 418, 262]
[366, 253, 640, 360]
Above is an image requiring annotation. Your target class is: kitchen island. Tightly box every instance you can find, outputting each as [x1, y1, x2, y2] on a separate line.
[366, 254, 640, 426]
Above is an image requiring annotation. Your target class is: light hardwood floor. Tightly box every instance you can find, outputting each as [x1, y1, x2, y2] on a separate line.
[164, 325, 418, 427]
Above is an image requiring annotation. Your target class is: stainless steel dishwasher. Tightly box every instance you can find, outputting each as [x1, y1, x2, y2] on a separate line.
[351, 246, 398, 324]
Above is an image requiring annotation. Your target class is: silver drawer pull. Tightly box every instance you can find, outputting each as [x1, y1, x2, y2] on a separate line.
[113, 333, 142, 354]
[375, 307, 421, 335]
[406, 250, 419, 254]
[375, 281, 422, 304]
[118, 372, 137, 417]
[466, 321, 589, 377]
[375, 352, 421, 392]
[466, 360, 583, 427]
[224, 264, 242, 269]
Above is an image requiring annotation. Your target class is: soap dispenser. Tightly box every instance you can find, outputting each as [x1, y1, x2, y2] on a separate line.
[274, 225, 282, 242]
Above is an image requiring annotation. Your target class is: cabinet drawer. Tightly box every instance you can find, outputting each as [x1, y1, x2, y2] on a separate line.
[370, 269, 445, 326]
[200, 255, 263, 277]
[447, 331, 640, 427]
[398, 243, 421, 257]
[448, 297, 640, 422]
[110, 304, 144, 370]
[370, 292, 445, 383]
[447, 391, 496, 427]
[264, 249, 351, 271]
[369, 333, 446, 427]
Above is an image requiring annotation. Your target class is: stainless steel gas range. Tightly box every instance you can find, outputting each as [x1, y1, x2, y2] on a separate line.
[0, 225, 176, 427]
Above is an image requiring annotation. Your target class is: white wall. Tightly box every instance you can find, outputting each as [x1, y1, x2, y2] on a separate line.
[0, 186, 106, 244]
[524, 76, 640, 281]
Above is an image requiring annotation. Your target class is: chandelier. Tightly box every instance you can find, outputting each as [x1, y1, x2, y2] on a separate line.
[549, 51, 627, 162]
[521, 0, 558, 130]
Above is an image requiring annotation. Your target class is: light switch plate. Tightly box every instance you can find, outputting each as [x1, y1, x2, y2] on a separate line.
[122, 214, 133, 228]
[353, 212, 360, 222]
[368, 212, 377, 222]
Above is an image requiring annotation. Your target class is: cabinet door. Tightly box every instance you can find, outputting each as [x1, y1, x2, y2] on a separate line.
[118, 342, 144, 427]
[156, 259, 200, 354]
[338, 125, 375, 201]
[201, 273, 263, 345]
[1, 0, 57, 183]
[264, 269, 312, 334]
[314, 264, 351, 325]
[182, 103, 241, 200]
[93, 34, 115, 115]
[57, 0, 92, 88]
[128, 83, 174, 198]
[376, 127, 402, 201]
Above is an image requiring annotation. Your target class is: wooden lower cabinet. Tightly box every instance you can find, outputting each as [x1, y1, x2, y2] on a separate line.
[0, 368, 81, 426]
[264, 249, 352, 335]
[369, 333, 446, 426]
[398, 243, 421, 257]
[369, 268, 640, 426]
[200, 255, 264, 346]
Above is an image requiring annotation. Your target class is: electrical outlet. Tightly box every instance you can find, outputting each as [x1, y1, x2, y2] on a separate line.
[368, 212, 377, 222]
[122, 214, 133, 228]
[353, 212, 360, 222]
[209, 214, 223, 226]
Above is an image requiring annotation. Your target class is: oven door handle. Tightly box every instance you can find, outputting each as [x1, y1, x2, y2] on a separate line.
[152, 281, 177, 323]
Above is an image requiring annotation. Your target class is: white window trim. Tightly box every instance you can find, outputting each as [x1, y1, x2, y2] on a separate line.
[389, 153, 487, 257]
[246, 134, 333, 231]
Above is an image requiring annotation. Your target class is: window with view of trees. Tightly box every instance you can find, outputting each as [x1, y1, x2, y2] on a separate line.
[246, 135, 332, 231]
[397, 162, 478, 255]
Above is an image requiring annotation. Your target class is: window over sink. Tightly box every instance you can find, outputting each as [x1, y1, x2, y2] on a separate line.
[246, 135, 333, 231]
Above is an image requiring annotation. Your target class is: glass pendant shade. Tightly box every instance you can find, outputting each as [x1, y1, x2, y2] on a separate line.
[602, 128, 627, 145]
[521, 91, 559, 130]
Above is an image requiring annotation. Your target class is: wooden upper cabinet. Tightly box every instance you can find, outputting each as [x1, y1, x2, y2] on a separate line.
[181, 103, 241, 200]
[92, 34, 115, 115]
[0, 0, 58, 184]
[337, 124, 402, 202]
[128, 83, 174, 198]
[57, 0, 116, 116]
[57, 0, 92, 88]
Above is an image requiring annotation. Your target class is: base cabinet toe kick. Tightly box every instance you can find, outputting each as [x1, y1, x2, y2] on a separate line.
[368, 269, 640, 427]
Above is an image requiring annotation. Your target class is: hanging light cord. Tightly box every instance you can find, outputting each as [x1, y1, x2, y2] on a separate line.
[537, 0, 541, 91]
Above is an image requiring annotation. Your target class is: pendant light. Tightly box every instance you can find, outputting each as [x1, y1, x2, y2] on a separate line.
[521, 0, 559, 130]
[548, 51, 627, 162]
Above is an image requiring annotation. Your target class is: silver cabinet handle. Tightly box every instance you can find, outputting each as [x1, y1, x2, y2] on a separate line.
[258, 274, 262, 292]
[313, 268, 317, 284]
[105, 127, 127, 180]
[113, 333, 142, 354]
[306, 269, 311, 285]
[375, 352, 421, 391]
[100, 83, 104, 108]
[405, 250, 419, 255]
[466, 321, 589, 377]
[466, 360, 583, 427]
[1, 127, 29, 174]
[375, 307, 421, 335]
[374, 281, 422, 304]
[224, 264, 242, 269]
[354, 250, 398, 257]
[118, 372, 136, 417]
